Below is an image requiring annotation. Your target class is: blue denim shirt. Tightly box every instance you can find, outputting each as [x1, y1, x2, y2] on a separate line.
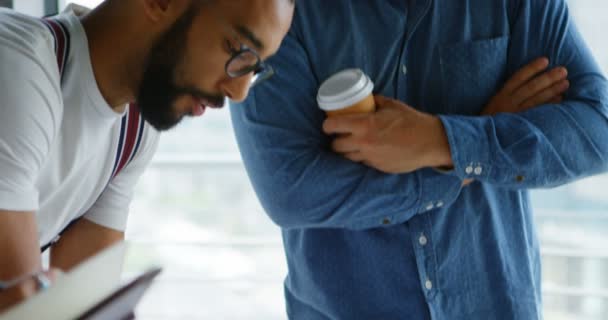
[230, 0, 608, 319]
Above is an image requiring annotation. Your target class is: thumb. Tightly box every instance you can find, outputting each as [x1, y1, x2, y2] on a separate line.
[374, 95, 413, 112]
[373, 95, 396, 110]
[45, 268, 65, 283]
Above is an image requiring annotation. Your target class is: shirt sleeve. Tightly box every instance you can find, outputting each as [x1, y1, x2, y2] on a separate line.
[439, 0, 608, 189]
[230, 26, 464, 231]
[83, 125, 160, 231]
[0, 27, 62, 212]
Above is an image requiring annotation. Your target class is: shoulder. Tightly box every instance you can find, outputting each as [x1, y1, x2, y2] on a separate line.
[0, 9, 62, 111]
[0, 10, 63, 142]
[0, 9, 56, 63]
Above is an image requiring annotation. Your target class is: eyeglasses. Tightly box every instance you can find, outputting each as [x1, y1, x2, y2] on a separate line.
[225, 40, 275, 87]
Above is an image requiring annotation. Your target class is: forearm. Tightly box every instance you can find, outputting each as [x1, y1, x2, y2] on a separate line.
[0, 211, 43, 311]
[437, 0, 608, 189]
[0, 211, 42, 280]
[440, 99, 608, 189]
[230, 26, 465, 230]
[50, 218, 124, 271]
[239, 141, 463, 230]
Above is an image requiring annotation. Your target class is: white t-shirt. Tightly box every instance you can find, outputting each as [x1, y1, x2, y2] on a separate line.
[0, 6, 160, 246]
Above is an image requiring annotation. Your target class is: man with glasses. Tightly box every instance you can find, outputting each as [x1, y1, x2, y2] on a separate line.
[231, 0, 608, 319]
[0, 0, 293, 311]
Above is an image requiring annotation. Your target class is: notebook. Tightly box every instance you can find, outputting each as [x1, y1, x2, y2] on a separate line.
[0, 242, 161, 320]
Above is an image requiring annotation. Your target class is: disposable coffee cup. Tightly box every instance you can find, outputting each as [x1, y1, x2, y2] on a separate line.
[317, 69, 375, 117]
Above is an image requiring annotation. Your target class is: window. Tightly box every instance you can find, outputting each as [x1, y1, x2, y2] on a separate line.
[9, 1, 608, 319]
[0, 1, 13, 9]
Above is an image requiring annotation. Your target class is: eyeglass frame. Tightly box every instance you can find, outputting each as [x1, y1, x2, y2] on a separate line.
[224, 36, 275, 87]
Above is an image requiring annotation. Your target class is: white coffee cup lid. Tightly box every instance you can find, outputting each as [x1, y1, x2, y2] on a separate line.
[317, 69, 374, 111]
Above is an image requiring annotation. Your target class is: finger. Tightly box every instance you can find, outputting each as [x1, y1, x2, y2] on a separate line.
[512, 67, 568, 107]
[46, 269, 64, 283]
[502, 57, 550, 94]
[480, 98, 499, 115]
[323, 115, 369, 135]
[362, 160, 374, 168]
[549, 95, 563, 104]
[518, 79, 569, 111]
[343, 151, 365, 163]
[373, 95, 402, 110]
[373, 95, 390, 106]
[332, 135, 360, 154]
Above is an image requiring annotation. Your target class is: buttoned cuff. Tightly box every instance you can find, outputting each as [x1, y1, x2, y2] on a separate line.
[438, 115, 493, 181]
[415, 168, 463, 214]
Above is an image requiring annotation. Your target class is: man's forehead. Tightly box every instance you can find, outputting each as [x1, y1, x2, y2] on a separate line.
[216, 0, 294, 54]
[234, 25, 265, 51]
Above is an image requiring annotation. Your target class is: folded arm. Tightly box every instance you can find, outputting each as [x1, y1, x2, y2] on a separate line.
[441, 0, 608, 188]
[230, 30, 464, 231]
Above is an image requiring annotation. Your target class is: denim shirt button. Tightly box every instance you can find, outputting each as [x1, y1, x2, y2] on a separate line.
[425, 279, 433, 290]
[474, 166, 483, 175]
[419, 234, 428, 246]
[465, 166, 474, 174]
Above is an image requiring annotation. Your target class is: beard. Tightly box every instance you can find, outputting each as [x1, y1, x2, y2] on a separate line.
[136, 5, 224, 131]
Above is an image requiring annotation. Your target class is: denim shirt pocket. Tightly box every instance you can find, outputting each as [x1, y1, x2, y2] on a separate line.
[439, 36, 510, 115]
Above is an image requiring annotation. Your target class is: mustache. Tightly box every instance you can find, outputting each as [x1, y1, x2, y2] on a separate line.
[178, 87, 226, 108]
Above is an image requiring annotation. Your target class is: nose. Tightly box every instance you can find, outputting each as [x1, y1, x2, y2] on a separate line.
[220, 74, 253, 103]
